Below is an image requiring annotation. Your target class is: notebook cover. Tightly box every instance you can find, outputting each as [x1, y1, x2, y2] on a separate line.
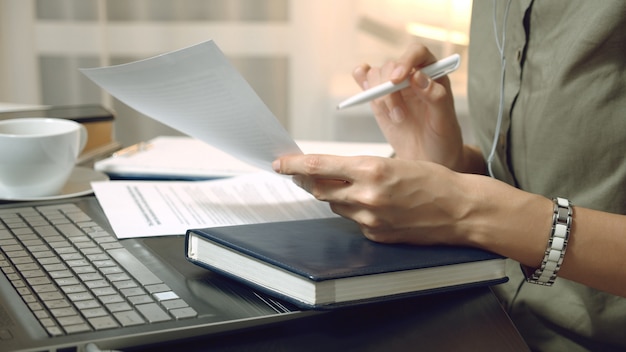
[185, 217, 506, 285]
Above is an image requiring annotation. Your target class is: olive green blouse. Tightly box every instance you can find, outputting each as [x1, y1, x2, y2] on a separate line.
[468, 1, 626, 351]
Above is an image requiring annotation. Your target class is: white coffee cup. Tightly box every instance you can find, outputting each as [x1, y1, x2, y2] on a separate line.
[0, 118, 87, 199]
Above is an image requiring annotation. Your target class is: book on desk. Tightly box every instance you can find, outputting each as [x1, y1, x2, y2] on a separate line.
[185, 217, 508, 310]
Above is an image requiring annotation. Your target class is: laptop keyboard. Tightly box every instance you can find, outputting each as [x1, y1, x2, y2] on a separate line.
[0, 203, 197, 336]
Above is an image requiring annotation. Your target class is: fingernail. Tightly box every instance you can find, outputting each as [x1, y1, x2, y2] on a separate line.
[390, 66, 405, 80]
[272, 159, 281, 173]
[362, 80, 369, 90]
[414, 72, 430, 89]
[390, 106, 405, 123]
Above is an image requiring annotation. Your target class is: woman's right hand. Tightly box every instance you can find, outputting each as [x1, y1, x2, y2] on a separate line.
[353, 43, 467, 171]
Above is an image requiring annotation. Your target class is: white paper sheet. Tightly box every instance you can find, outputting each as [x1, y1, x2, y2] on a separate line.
[95, 136, 261, 179]
[80, 40, 301, 173]
[94, 136, 394, 180]
[91, 172, 338, 239]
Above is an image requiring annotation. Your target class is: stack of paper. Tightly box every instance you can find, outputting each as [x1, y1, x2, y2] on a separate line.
[94, 136, 393, 180]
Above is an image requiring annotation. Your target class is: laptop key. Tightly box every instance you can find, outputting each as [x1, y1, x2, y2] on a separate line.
[26, 276, 52, 286]
[81, 307, 109, 318]
[49, 269, 74, 279]
[36, 256, 61, 265]
[67, 292, 94, 302]
[136, 303, 172, 323]
[114, 280, 138, 290]
[74, 300, 101, 310]
[99, 294, 125, 304]
[60, 252, 84, 261]
[114, 310, 146, 327]
[43, 299, 71, 310]
[120, 287, 146, 298]
[170, 307, 198, 320]
[46, 326, 64, 337]
[88, 316, 119, 330]
[31, 284, 57, 294]
[128, 295, 154, 305]
[72, 265, 97, 274]
[153, 291, 179, 301]
[161, 299, 188, 310]
[21, 269, 46, 279]
[63, 323, 92, 334]
[145, 283, 171, 294]
[106, 302, 132, 313]
[66, 259, 90, 267]
[38, 291, 64, 302]
[99, 266, 123, 275]
[33, 309, 49, 320]
[84, 280, 110, 289]
[23, 296, 38, 304]
[57, 315, 86, 327]
[106, 273, 131, 282]
[92, 259, 116, 268]
[61, 285, 87, 294]
[78, 272, 103, 281]
[54, 277, 81, 286]
[50, 307, 78, 318]
[91, 287, 116, 296]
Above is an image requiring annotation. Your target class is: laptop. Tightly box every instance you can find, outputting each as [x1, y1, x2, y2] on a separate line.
[0, 196, 317, 351]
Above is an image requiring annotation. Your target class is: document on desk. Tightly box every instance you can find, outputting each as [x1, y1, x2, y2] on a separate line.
[80, 40, 301, 173]
[91, 172, 338, 239]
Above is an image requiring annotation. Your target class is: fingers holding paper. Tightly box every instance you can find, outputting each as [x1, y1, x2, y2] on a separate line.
[272, 154, 472, 246]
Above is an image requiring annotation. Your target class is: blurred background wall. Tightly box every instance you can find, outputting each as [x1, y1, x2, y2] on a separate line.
[0, 0, 473, 147]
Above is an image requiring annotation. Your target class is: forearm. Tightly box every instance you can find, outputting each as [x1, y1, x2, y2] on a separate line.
[462, 174, 626, 297]
[558, 207, 626, 297]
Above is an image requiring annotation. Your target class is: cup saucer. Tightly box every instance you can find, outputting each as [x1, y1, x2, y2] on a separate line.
[0, 167, 109, 201]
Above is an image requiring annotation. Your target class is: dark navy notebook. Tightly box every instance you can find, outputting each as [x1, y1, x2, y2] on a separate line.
[185, 217, 508, 309]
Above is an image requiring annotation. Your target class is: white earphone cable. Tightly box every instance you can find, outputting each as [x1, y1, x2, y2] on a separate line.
[487, 0, 513, 178]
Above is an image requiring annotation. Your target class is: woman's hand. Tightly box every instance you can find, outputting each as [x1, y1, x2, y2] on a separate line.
[273, 154, 482, 246]
[354, 43, 465, 170]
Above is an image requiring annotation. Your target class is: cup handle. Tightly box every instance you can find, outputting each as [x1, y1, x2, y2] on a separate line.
[77, 124, 88, 156]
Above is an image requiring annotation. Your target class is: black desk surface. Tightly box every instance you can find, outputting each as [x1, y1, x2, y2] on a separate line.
[131, 286, 530, 352]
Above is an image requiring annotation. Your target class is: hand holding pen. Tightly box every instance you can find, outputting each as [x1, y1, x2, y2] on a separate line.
[336, 46, 465, 169]
[337, 54, 460, 110]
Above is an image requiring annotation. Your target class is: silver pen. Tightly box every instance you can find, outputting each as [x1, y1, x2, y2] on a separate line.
[336, 53, 461, 110]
